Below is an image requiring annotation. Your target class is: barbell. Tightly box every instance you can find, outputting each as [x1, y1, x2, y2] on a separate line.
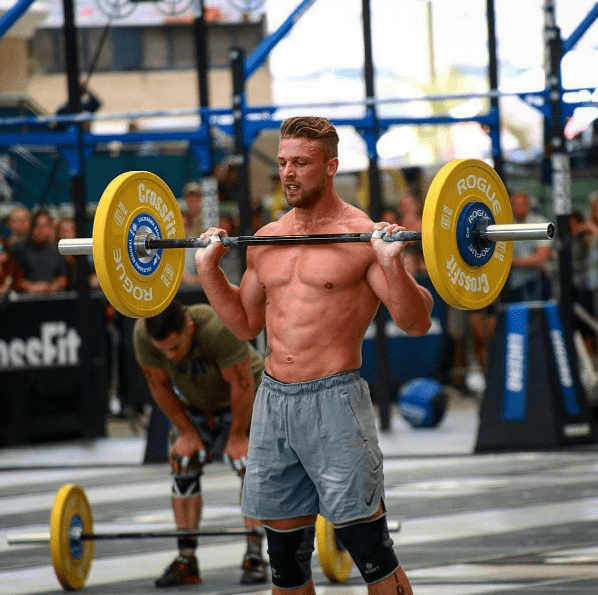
[57, 159, 555, 317]
[7, 483, 400, 589]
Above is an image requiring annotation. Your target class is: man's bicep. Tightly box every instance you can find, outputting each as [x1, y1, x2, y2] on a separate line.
[238, 266, 267, 336]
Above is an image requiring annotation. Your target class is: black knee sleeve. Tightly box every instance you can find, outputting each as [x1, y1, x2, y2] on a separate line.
[334, 514, 399, 584]
[264, 525, 315, 589]
[172, 471, 201, 497]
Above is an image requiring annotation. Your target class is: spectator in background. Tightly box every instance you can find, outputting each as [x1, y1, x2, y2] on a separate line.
[262, 173, 285, 221]
[183, 182, 203, 238]
[396, 192, 425, 276]
[581, 192, 598, 353]
[0, 238, 24, 296]
[55, 216, 99, 290]
[218, 210, 243, 287]
[12, 209, 67, 294]
[397, 190, 422, 231]
[470, 192, 553, 376]
[250, 198, 267, 231]
[502, 192, 553, 303]
[7, 205, 31, 246]
[569, 209, 596, 358]
[215, 158, 239, 203]
[380, 205, 399, 226]
[181, 212, 200, 286]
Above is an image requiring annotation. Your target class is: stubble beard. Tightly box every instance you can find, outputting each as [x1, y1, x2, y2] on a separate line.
[285, 179, 327, 209]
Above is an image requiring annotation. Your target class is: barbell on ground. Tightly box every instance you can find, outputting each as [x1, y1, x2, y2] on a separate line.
[58, 159, 555, 317]
[7, 484, 401, 589]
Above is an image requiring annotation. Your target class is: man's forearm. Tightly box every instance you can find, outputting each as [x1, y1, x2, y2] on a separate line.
[228, 380, 254, 438]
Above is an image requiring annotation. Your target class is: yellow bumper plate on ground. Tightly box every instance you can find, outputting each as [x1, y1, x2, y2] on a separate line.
[422, 159, 514, 310]
[315, 514, 353, 582]
[92, 171, 185, 318]
[50, 484, 94, 591]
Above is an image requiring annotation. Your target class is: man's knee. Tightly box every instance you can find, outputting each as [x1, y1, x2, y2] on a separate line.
[171, 452, 204, 497]
[263, 525, 315, 589]
[334, 514, 399, 584]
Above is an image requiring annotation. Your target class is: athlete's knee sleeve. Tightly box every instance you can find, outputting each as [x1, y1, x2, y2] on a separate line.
[264, 525, 315, 589]
[172, 470, 201, 497]
[334, 514, 399, 584]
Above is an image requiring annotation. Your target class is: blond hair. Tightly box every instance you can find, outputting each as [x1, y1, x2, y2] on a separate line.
[280, 117, 339, 160]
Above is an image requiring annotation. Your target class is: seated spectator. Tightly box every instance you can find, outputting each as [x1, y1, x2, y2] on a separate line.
[182, 181, 203, 237]
[55, 216, 99, 290]
[0, 238, 24, 296]
[12, 209, 68, 294]
[7, 205, 31, 246]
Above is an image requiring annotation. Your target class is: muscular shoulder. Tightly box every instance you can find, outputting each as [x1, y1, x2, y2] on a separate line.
[255, 215, 292, 236]
[339, 202, 374, 230]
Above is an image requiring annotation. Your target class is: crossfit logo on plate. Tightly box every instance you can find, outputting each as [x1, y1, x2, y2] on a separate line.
[456, 174, 503, 215]
[138, 183, 178, 238]
[445, 254, 490, 293]
[0, 322, 81, 369]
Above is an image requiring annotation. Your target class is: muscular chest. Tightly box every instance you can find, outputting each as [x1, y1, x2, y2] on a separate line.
[256, 245, 371, 290]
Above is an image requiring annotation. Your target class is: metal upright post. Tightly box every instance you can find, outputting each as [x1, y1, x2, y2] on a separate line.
[486, 0, 504, 179]
[543, 1, 595, 440]
[63, 0, 100, 438]
[544, 1, 573, 325]
[193, 0, 213, 172]
[231, 48, 251, 268]
[362, 0, 391, 431]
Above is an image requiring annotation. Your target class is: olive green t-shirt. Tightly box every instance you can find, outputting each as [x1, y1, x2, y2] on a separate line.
[133, 304, 264, 411]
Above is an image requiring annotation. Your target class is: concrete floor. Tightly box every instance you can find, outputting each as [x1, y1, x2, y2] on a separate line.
[2, 392, 598, 595]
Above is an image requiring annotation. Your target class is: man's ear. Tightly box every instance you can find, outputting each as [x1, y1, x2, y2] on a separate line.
[327, 157, 339, 177]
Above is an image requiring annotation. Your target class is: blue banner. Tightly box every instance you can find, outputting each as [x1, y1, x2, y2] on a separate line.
[503, 304, 529, 421]
[543, 302, 581, 416]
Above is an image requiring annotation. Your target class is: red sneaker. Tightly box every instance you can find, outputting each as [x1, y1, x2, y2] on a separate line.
[155, 554, 201, 587]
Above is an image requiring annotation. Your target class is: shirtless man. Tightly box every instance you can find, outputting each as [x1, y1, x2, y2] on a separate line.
[195, 117, 433, 595]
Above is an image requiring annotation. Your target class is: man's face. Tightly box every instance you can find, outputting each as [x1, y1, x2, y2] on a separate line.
[31, 214, 54, 245]
[510, 193, 530, 222]
[185, 191, 202, 218]
[10, 209, 30, 237]
[151, 322, 193, 362]
[277, 137, 337, 208]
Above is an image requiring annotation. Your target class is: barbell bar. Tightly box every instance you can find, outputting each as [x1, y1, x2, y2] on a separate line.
[55, 159, 556, 317]
[59, 222, 554, 256]
[7, 527, 259, 545]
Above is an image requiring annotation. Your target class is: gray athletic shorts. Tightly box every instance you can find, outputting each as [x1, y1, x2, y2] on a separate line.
[241, 370, 385, 524]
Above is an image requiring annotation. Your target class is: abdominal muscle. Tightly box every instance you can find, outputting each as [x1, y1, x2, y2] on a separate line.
[262, 276, 380, 383]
